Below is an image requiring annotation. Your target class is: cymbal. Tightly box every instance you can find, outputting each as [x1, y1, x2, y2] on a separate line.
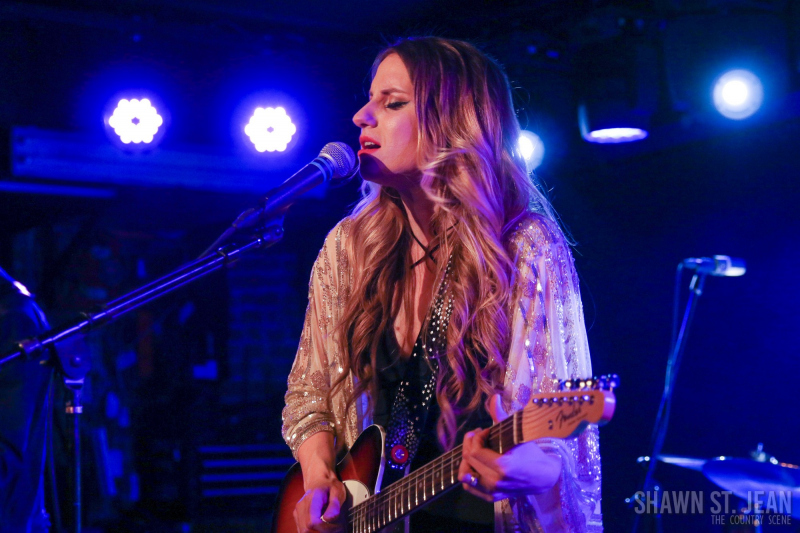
[657, 454, 800, 517]
[657, 454, 706, 472]
[702, 457, 800, 518]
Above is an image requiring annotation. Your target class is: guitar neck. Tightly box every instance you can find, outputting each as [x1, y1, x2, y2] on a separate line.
[346, 412, 519, 533]
[345, 378, 617, 533]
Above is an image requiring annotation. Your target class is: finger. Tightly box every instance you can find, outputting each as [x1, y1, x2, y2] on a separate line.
[322, 485, 343, 522]
[459, 431, 480, 482]
[458, 431, 472, 479]
[471, 459, 505, 493]
[465, 445, 503, 471]
[488, 394, 509, 423]
[306, 489, 329, 531]
[462, 467, 507, 502]
[475, 427, 491, 446]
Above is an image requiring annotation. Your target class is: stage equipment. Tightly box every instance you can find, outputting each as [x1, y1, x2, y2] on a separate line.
[0, 142, 356, 531]
[682, 255, 746, 277]
[713, 69, 764, 120]
[245, 106, 297, 153]
[518, 130, 544, 171]
[580, 124, 648, 144]
[10, 127, 316, 195]
[658, 450, 800, 519]
[199, 141, 357, 256]
[662, 13, 787, 121]
[108, 98, 163, 144]
[271, 376, 618, 533]
[575, 38, 658, 145]
[630, 254, 746, 532]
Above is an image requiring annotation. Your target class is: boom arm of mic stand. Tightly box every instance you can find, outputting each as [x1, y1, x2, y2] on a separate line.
[0, 217, 286, 369]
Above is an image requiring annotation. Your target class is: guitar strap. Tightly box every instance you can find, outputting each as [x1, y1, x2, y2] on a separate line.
[384, 259, 453, 479]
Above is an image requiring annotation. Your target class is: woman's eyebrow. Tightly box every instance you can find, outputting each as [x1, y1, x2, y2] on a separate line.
[368, 87, 411, 99]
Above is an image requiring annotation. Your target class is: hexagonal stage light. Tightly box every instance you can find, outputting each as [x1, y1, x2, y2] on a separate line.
[244, 106, 297, 153]
[107, 98, 164, 144]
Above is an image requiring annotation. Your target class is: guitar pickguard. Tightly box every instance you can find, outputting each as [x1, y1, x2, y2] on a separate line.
[343, 479, 371, 507]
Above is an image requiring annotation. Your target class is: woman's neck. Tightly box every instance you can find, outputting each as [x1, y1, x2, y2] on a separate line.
[398, 186, 435, 245]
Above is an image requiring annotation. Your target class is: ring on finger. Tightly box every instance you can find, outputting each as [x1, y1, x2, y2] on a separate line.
[464, 472, 480, 488]
[320, 516, 330, 524]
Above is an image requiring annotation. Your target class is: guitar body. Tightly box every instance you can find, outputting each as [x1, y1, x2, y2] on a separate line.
[271, 425, 386, 533]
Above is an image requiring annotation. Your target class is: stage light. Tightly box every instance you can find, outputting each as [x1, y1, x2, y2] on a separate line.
[586, 127, 648, 144]
[713, 69, 763, 120]
[108, 98, 164, 144]
[518, 130, 545, 171]
[244, 106, 297, 152]
[578, 103, 650, 145]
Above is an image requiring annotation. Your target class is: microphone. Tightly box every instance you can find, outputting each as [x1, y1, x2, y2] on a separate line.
[682, 255, 746, 277]
[201, 142, 358, 256]
[260, 142, 358, 216]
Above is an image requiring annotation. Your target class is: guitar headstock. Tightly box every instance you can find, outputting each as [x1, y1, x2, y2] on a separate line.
[557, 374, 619, 392]
[522, 374, 618, 441]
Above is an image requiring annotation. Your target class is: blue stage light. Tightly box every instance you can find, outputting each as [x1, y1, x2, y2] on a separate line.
[518, 130, 545, 171]
[244, 106, 297, 152]
[713, 69, 763, 120]
[585, 127, 648, 144]
[108, 98, 164, 144]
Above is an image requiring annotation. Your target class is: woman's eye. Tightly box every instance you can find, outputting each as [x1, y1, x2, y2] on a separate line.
[386, 101, 409, 110]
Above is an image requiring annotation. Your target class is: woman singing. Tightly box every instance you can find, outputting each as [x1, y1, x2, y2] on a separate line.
[282, 37, 601, 532]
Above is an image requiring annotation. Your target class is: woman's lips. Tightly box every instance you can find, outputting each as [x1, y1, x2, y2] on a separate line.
[359, 136, 380, 156]
[358, 147, 379, 156]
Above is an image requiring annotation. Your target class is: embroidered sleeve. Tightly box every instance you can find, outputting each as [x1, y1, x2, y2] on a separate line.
[282, 219, 352, 459]
[500, 214, 602, 533]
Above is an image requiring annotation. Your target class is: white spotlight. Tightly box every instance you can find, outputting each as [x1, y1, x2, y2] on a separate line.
[713, 69, 763, 120]
[244, 107, 297, 152]
[587, 127, 648, 143]
[518, 130, 545, 171]
[108, 98, 164, 144]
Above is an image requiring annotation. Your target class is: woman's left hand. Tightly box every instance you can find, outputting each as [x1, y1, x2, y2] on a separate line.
[457, 395, 562, 502]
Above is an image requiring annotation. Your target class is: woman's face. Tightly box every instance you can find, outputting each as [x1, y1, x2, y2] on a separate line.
[352, 53, 420, 189]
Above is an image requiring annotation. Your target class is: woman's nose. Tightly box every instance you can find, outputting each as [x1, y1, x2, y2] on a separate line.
[352, 102, 376, 129]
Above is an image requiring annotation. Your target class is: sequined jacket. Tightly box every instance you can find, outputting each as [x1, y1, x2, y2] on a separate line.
[282, 213, 603, 532]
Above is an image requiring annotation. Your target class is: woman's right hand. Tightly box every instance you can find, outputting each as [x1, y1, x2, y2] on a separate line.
[293, 470, 347, 533]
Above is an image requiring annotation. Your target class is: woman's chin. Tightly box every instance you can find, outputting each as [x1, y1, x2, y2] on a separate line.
[360, 171, 390, 187]
[358, 158, 391, 186]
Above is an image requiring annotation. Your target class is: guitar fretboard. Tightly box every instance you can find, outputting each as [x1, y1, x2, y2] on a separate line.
[346, 410, 522, 533]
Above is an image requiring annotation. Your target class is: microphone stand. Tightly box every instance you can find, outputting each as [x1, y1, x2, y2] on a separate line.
[630, 269, 709, 533]
[0, 214, 286, 532]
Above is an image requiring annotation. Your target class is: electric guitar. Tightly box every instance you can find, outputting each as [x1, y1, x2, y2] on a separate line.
[271, 375, 618, 533]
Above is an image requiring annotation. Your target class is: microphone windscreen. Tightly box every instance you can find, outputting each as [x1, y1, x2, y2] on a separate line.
[320, 142, 358, 181]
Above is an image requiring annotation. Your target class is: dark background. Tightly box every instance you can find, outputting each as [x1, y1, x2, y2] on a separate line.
[1, 0, 799, 531]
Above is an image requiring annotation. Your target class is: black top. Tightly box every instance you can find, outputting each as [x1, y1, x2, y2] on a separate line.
[372, 325, 494, 532]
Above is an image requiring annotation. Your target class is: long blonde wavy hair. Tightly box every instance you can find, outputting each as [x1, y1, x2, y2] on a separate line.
[332, 37, 557, 450]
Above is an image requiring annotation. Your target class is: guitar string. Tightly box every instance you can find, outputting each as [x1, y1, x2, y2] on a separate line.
[347, 403, 562, 529]
[347, 391, 603, 531]
[349, 406, 568, 531]
[347, 413, 516, 528]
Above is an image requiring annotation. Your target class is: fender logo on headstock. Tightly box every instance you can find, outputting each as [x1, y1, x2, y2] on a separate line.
[554, 401, 587, 430]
